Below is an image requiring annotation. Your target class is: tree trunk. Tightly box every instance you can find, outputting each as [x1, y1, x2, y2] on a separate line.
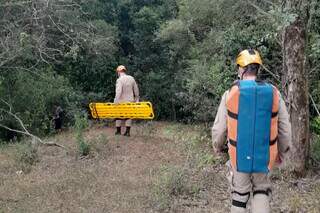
[282, 18, 309, 176]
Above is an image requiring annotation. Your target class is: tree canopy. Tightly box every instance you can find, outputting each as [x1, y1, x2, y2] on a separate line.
[0, 0, 319, 149]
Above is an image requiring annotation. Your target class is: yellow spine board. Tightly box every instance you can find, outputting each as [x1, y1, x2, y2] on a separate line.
[89, 102, 155, 119]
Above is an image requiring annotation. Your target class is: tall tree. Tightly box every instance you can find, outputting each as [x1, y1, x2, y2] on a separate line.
[281, 0, 310, 176]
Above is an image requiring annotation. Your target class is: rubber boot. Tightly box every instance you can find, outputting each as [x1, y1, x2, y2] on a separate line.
[231, 197, 249, 213]
[251, 194, 270, 213]
[124, 127, 130, 137]
[115, 127, 121, 135]
[230, 206, 247, 213]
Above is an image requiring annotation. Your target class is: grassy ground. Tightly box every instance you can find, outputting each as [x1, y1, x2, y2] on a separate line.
[0, 122, 319, 213]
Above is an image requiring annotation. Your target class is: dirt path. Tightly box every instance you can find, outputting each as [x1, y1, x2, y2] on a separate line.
[0, 124, 185, 213]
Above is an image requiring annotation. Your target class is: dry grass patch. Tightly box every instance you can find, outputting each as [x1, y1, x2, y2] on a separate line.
[1, 122, 320, 213]
[0, 122, 185, 213]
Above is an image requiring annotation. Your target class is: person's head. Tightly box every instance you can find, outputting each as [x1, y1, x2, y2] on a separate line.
[116, 65, 126, 76]
[236, 49, 262, 80]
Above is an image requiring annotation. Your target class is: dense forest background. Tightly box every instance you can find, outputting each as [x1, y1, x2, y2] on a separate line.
[0, 0, 319, 140]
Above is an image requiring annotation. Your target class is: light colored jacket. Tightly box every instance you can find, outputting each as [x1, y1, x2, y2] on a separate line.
[212, 89, 291, 161]
[114, 73, 139, 103]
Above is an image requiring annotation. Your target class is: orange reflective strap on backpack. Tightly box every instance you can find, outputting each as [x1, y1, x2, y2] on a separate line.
[226, 83, 240, 169]
[268, 87, 279, 170]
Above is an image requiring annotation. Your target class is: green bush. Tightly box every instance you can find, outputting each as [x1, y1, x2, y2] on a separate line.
[78, 140, 90, 156]
[152, 164, 204, 211]
[311, 116, 320, 135]
[152, 166, 188, 210]
[0, 68, 80, 140]
[311, 117, 320, 166]
[311, 135, 320, 164]
[92, 133, 109, 144]
[14, 142, 39, 173]
[89, 133, 109, 154]
[196, 152, 216, 168]
[74, 113, 90, 156]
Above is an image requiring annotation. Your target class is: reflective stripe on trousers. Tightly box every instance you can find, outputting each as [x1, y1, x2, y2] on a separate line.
[226, 161, 271, 213]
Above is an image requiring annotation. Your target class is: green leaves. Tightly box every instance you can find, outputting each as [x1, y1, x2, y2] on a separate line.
[267, 4, 298, 31]
[311, 117, 320, 135]
[0, 68, 76, 139]
[1, 0, 319, 133]
[74, 113, 90, 156]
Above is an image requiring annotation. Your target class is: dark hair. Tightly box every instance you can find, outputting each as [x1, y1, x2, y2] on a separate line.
[243, 63, 260, 76]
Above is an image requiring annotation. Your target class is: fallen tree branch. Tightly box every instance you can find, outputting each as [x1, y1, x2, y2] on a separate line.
[0, 100, 66, 149]
[0, 119, 66, 148]
[39, 141, 66, 149]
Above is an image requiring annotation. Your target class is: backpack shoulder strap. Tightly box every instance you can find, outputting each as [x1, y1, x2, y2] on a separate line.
[230, 80, 240, 88]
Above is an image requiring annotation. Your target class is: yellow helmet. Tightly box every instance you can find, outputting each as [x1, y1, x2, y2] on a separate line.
[116, 65, 126, 72]
[236, 49, 262, 67]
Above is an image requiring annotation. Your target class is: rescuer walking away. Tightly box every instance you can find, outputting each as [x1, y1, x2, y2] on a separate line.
[212, 49, 292, 213]
[114, 65, 140, 136]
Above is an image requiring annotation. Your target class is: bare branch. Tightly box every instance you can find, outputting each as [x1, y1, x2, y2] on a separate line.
[0, 108, 30, 134]
[261, 64, 281, 83]
[48, 15, 75, 44]
[261, 0, 275, 6]
[309, 94, 320, 117]
[246, 0, 273, 17]
[0, 124, 28, 137]
[309, 64, 320, 75]
[0, 102, 66, 149]
[0, 99, 12, 112]
[37, 48, 51, 65]
[0, 122, 66, 148]
[0, 1, 32, 8]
